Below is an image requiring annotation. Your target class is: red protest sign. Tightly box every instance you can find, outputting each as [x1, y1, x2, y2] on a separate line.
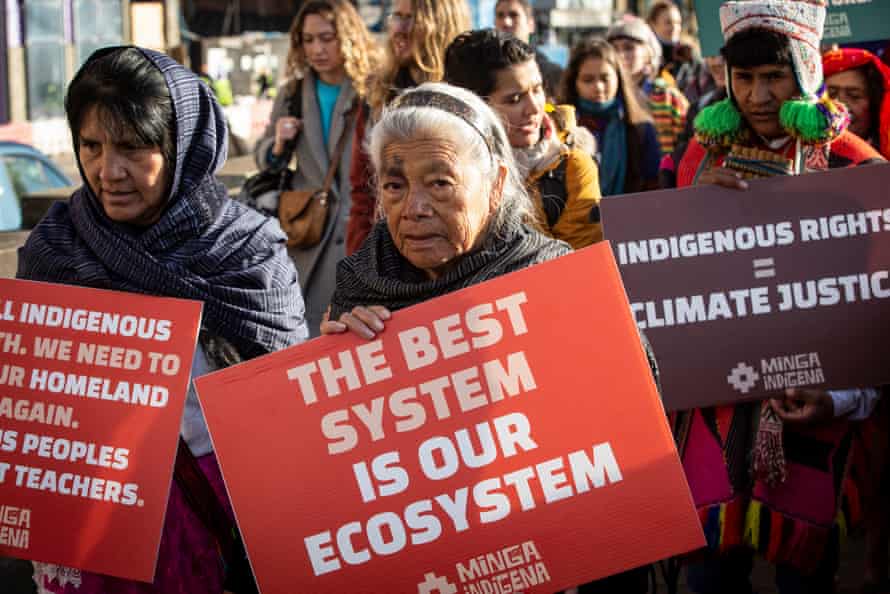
[196, 243, 704, 594]
[0, 279, 201, 582]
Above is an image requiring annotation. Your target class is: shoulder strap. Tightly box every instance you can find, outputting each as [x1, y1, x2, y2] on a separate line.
[278, 79, 303, 169]
[537, 157, 570, 228]
[321, 101, 357, 195]
[288, 78, 303, 119]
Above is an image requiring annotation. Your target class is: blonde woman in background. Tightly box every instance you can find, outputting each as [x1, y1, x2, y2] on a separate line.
[345, 0, 471, 254]
[254, 0, 379, 337]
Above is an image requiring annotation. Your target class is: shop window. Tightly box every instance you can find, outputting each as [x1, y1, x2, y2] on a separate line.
[24, 0, 66, 120]
[0, 5, 9, 124]
[75, 0, 124, 68]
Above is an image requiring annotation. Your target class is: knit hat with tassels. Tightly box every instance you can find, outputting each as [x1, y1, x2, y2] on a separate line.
[694, 0, 849, 148]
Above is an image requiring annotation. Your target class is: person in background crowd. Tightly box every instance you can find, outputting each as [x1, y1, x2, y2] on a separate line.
[824, 47, 890, 159]
[675, 34, 717, 108]
[345, 0, 470, 255]
[199, 65, 235, 108]
[444, 29, 602, 249]
[17, 46, 307, 594]
[646, 0, 682, 75]
[255, 69, 273, 98]
[198, 64, 246, 156]
[607, 13, 689, 156]
[646, 0, 713, 105]
[254, 0, 378, 337]
[694, 56, 727, 120]
[494, 0, 563, 98]
[660, 54, 727, 188]
[675, 2, 884, 593]
[559, 38, 661, 196]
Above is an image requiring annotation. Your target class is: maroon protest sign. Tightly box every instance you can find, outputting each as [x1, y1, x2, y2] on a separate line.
[601, 164, 890, 410]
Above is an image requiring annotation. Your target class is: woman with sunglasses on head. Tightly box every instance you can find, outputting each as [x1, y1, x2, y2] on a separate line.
[344, 0, 471, 255]
[254, 0, 378, 337]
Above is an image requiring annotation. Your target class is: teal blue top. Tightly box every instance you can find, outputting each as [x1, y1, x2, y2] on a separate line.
[315, 78, 342, 146]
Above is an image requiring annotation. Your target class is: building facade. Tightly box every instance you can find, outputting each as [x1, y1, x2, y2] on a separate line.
[0, 0, 182, 153]
[1, 2, 9, 125]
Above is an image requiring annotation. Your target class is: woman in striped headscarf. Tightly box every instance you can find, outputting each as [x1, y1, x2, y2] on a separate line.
[17, 46, 307, 594]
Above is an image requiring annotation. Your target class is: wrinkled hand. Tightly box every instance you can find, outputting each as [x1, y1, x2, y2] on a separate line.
[770, 388, 835, 425]
[320, 306, 392, 340]
[696, 166, 749, 190]
[272, 116, 302, 155]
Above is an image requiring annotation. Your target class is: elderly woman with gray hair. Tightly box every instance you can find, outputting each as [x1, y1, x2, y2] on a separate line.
[321, 81, 659, 594]
[321, 82, 570, 335]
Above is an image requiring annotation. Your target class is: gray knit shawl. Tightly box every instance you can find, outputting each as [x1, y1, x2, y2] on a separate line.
[17, 47, 307, 359]
[329, 220, 570, 318]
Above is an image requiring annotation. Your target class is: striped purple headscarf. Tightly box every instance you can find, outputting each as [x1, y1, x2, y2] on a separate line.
[17, 47, 307, 358]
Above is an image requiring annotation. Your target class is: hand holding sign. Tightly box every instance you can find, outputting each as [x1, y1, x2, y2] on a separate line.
[696, 166, 749, 191]
[322, 305, 393, 339]
[196, 243, 704, 593]
[770, 388, 835, 425]
[601, 164, 890, 410]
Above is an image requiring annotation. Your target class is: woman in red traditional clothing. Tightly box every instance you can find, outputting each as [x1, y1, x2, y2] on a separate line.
[823, 47, 890, 160]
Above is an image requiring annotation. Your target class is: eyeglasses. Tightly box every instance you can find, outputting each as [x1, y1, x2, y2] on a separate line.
[387, 12, 414, 30]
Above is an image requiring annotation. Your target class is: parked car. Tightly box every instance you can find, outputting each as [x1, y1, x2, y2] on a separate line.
[0, 141, 72, 231]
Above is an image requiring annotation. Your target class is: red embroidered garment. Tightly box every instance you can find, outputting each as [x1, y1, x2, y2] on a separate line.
[823, 47, 890, 160]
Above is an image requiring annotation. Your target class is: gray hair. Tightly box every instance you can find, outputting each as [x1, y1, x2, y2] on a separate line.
[367, 81, 535, 238]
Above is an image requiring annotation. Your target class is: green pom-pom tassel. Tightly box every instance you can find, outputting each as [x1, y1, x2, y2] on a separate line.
[780, 99, 831, 143]
[694, 98, 743, 147]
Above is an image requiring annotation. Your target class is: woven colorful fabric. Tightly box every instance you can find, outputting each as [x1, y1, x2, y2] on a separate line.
[648, 78, 689, 156]
[724, 143, 796, 178]
[823, 47, 890, 159]
[676, 403, 854, 574]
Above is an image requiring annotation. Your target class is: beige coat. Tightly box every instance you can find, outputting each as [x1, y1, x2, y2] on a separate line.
[254, 71, 358, 337]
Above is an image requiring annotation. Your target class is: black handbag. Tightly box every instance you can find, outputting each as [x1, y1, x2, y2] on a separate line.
[238, 165, 293, 217]
[237, 80, 303, 217]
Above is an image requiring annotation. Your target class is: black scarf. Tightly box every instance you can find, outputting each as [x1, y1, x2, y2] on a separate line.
[329, 220, 570, 319]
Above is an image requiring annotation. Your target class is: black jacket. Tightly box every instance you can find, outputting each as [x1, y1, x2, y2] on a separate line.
[536, 52, 564, 99]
